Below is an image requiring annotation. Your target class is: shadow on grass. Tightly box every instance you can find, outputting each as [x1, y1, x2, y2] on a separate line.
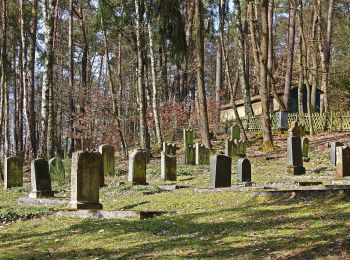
[1, 195, 350, 259]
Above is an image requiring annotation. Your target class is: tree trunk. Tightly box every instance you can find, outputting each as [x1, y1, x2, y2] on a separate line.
[283, 0, 297, 111]
[310, 0, 319, 112]
[195, 0, 212, 150]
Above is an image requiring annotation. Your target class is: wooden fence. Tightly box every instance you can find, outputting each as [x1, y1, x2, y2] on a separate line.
[231, 112, 350, 132]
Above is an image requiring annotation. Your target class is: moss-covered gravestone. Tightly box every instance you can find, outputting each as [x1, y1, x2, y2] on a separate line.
[230, 124, 240, 140]
[210, 155, 232, 188]
[4, 156, 23, 189]
[237, 140, 247, 158]
[69, 151, 103, 209]
[237, 158, 251, 182]
[128, 149, 148, 185]
[183, 128, 195, 165]
[286, 122, 305, 175]
[302, 137, 310, 162]
[336, 146, 350, 178]
[29, 158, 54, 198]
[99, 144, 115, 177]
[163, 142, 177, 156]
[195, 143, 209, 165]
[225, 139, 238, 159]
[49, 157, 65, 183]
[161, 152, 176, 181]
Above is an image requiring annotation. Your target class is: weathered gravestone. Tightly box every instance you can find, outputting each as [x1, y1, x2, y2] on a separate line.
[161, 152, 176, 181]
[331, 142, 344, 165]
[286, 122, 305, 175]
[183, 128, 195, 165]
[225, 139, 238, 159]
[237, 158, 251, 182]
[336, 146, 350, 178]
[195, 143, 210, 165]
[99, 144, 115, 177]
[163, 142, 177, 156]
[4, 157, 23, 189]
[277, 111, 289, 131]
[29, 158, 54, 198]
[209, 155, 232, 188]
[128, 149, 148, 185]
[237, 140, 247, 158]
[69, 151, 103, 209]
[230, 124, 240, 140]
[49, 157, 65, 182]
[302, 137, 310, 162]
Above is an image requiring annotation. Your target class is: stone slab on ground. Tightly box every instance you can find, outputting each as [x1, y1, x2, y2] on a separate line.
[254, 187, 350, 198]
[56, 210, 168, 220]
[330, 179, 350, 185]
[289, 175, 335, 181]
[18, 197, 69, 206]
[158, 184, 191, 191]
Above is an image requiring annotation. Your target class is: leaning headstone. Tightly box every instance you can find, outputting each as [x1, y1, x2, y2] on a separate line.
[331, 142, 344, 165]
[4, 157, 23, 189]
[99, 144, 115, 177]
[336, 146, 350, 178]
[49, 157, 65, 183]
[183, 128, 195, 165]
[230, 124, 240, 140]
[209, 155, 232, 188]
[69, 151, 103, 209]
[225, 139, 237, 159]
[302, 137, 310, 162]
[163, 142, 177, 156]
[237, 140, 247, 158]
[195, 143, 210, 165]
[286, 122, 305, 175]
[29, 158, 54, 198]
[161, 152, 176, 181]
[237, 158, 251, 182]
[128, 149, 148, 185]
[277, 111, 288, 131]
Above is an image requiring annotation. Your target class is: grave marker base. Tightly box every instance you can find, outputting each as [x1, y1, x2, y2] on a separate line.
[29, 190, 54, 199]
[69, 201, 103, 210]
[286, 165, 305, 175]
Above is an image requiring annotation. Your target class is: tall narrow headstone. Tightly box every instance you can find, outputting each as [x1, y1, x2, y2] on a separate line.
[336, 146, 350, 178]
[163, 142, 177, 156]
[4, 157, 23, 189]
[161, 152, 177, 181]
[277, 111, 288, 131]
[237, 140, 247, 158]
[230, 124, 240, 140]
[286, 121, 305, 175]
[49, 157, 65, 183]
[183, 128, 194, 165]
[69, 151, 103, 209]
[99, 144, 115, 177]
[209, 155, 232, 188]
[225, 139, 237, 159]
[331, 142, 344, 165]
[237, 158, 251, 182]
[128, 149, 148, 185]
[29, 158, 54, 198]
[302, 137, 310, 162]
[195, 143, 209, 165]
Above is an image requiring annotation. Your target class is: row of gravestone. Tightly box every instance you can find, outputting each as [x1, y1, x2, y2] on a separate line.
[183, 129, 210, 165]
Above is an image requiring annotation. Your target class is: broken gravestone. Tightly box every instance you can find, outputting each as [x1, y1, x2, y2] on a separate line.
[161, 152, 176, 181]
[209, 155, 232, 188]
[29, 158, 54, 198]
[4, 156, 23, 189]
[128, 149, 148, 185]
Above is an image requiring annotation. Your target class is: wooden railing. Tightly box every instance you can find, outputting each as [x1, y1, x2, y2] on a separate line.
[229, 112, 350, 132]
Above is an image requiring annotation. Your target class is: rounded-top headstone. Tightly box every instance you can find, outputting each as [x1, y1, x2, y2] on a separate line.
[237, 158, 251, 182]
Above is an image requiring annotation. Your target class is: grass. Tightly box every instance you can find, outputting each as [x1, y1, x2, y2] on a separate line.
[0, 138, 350, 259]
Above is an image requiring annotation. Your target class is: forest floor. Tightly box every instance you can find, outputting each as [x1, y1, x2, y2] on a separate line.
[1, 131, 350, 259]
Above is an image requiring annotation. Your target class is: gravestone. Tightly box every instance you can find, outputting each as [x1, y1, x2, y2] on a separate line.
[286, 122, 305, 175]
[277, 111, 289, 131]
[4, 157, 23, 189]
[69, 151, 103, 209]
[225, 139, 237, 159]
[183, 128, 195, 165]
[302, 137, 310, 162]
[163, 142, 177, 156]
[49, 157, 65, 182]
[195, 143, 210, 165]
[331, 142, 344, 165]
[29, 158, 54, 198]
[230, 124, 240, 140]
[161, 152, 176, 181]
[336, 146, 350, 178]
[99, 144, 115, 177]
[237, 140, 247, 158]
[237, 158, 251, 182]
[128, 149, 148, 185]
[209, 155, 232, 188]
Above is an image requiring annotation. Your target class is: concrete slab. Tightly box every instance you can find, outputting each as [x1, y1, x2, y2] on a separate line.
[18, 197, 69, 206]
